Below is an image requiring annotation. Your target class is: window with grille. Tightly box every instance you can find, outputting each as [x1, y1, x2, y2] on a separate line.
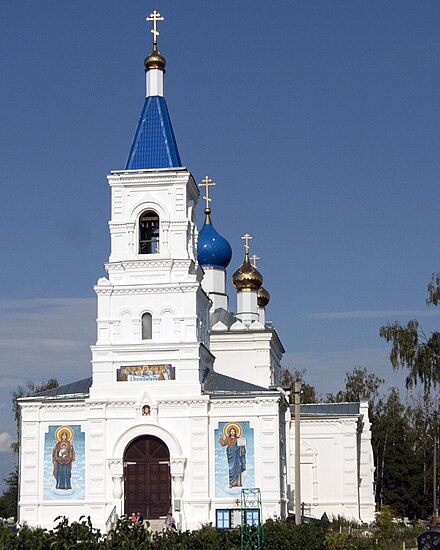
[215, 509, 231, 529]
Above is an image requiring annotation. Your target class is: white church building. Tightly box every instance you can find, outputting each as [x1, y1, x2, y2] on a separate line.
[18, 13, 375, 531]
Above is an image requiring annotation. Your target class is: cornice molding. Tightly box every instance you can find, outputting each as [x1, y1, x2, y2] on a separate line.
[295, 417, 358, 425]
[110, 285, 198, 295]
[106, 402, 136, 408]
[108, 171, 190, 186]
[105, 260, 194, 270]
[160, 400, 208, 408]
[108, 222, 134, 229]
[37, 403, 86, 411]
[169, 220, 190, 226]
[105, 261, 171, 271]
[211, 398, 276, 407]
[95, 288, 113, 295]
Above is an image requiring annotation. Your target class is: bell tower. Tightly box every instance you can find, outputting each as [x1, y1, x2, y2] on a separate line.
[89, 12, 213, 400]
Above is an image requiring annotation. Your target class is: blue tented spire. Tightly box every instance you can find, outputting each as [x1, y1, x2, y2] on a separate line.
[125, 96, 182, 170]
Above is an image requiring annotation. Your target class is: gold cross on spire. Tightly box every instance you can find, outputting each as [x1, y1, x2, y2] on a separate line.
[250, 254, 259, 268]
[242, 233, 252, 255]
[199, 176, 216, 210]
[146, 10, 164, 48]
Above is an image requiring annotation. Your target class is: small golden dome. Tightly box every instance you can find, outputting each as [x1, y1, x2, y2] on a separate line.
[144, 48, 166, 71]
[232, 254, 263, 292]
[257, 286, 270, 308]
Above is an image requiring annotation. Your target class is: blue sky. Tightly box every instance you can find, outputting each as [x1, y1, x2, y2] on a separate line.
[0, 1, 440, 486]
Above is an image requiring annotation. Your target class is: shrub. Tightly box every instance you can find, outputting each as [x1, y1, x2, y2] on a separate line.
[264, 519, 327, 550]
[0, 515, 329, 549]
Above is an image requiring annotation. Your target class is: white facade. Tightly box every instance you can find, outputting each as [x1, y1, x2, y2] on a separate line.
[17, 22, 375, 532]
[200, 267, 229, 312]
[18, 164, 288, 531]
[19, 392, 286, 530]
[210, 326, 284, 390]
[288, 402, 375, 523]
[92, 168, 210, 393]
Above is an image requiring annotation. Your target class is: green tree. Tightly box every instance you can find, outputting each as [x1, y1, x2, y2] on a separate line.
[0, 378, 58, 518]
[0, 470, 18, 519]
[324, 367, 427, 517]
[380, 274, 440, 393]
[325, 366, 384, 405]
[407, 396, 438, 518]
[380, 275, 440, 518]
[281, 368, 319, 404]
[427, 273, 440, 306]
[373, 388, 426, 519]
[380, 320, 440, 393]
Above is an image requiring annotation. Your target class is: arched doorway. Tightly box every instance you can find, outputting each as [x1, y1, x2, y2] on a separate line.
[123, 435, 171, 519]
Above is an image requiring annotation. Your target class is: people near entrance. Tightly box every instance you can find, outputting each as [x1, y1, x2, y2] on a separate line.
[135, 511, 144, 525]
[131, 512, 137, 525]
[166, 513, 177, 530]
[218, 422, 246, 488]
[52, 426, 75, 490]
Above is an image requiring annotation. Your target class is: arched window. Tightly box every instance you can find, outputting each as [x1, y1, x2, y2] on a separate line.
[142, 312, 152, 340]
[139, 210, 159, 254]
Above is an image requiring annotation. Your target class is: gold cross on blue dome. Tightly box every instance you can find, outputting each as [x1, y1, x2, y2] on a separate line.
[199, 176, 216, 210]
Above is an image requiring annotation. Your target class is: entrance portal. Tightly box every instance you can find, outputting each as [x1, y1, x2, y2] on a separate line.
[124, 435, 171, 519]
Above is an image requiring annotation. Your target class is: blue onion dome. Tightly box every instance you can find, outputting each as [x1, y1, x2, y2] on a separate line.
[197, 208, 232, 269]
[232, 252, 263, 292]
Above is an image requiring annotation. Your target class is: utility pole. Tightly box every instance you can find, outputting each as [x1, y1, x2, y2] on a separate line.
[434, 432, 438, 519]
[294, 381, 301, 525]
[434, 399, 439, 519]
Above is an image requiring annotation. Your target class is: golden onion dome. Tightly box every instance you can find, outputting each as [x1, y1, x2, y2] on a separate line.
[232, 253, 263, 292]
[257, 286, 270, 308]
[144, 48, 166, 71]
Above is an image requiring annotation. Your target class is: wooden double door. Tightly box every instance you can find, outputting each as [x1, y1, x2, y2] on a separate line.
[124, 435, 171, 519]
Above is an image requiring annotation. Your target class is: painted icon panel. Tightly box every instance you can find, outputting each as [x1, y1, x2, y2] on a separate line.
[117, 364, 175, 381]
[215, 421, 255, 498]
[44, 425, 85, 500]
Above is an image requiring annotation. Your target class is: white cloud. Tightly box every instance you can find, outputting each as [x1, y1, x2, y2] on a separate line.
[282, 347, 407, 397]
[308, 309, 440, 320]
[0, 298, 95, 388]
[0, 433, 13, 453]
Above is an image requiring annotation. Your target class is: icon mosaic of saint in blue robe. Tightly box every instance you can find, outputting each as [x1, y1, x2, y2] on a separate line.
[215, 421, 254, 497]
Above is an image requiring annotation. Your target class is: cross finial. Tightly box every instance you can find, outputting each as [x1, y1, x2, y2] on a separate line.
[242, 233, 252, 255]
[250, 254, 259, 268]
[199, 176, 216, 210]
[146, 10, 164, 48]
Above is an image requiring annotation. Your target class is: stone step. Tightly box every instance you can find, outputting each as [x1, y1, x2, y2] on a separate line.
[145, 518, 166, 532]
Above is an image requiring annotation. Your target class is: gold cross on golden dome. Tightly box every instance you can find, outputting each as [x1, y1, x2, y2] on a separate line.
[242, 233, 252, 254]
[199, 176, 216, 210]
[250, 254, 259, 268]
[146, 10, 164, 48]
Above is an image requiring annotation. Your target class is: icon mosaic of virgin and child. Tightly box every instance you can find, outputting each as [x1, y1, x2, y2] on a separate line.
[44, 425, 85, 500]
[215, 421, 255, 497]
[52, 426, 75, 489]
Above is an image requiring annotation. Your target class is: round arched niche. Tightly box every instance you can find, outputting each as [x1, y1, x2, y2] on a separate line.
[112, 423, 183, 460]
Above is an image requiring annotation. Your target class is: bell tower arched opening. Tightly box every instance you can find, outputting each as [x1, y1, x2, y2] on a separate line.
[139, 210, 160, 254]
[123, 435, 171, 519]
